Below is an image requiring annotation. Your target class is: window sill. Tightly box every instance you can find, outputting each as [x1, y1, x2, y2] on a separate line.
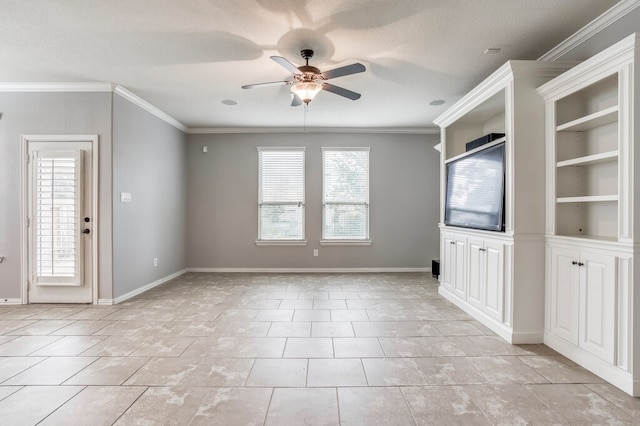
[319, 239, 372, 246]
[255, 240, 308, 246]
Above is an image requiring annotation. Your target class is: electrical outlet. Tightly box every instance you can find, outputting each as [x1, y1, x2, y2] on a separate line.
[313, 249, 318, 257]
[153, 258, 158, 267]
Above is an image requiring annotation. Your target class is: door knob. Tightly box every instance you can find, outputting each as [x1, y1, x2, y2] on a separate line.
[82, 229, 90, 234]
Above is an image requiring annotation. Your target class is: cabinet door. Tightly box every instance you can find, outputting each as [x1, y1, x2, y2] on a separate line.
[467, 239, 484, 310]
[483, 240, 504, 322]
[579, 251, 616, 363]
[549, 246, 580, 345]
[441, 235, 457, 292]
[452, 238, 466, 299]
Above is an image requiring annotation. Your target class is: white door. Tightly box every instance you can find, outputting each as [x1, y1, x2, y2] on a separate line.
[25, 137, 97, 303]
[549, 246, 580, 345]
[441, 234, 457, 292]
[579, 251, 616, 363]
[466, 238, 484, 310]
[452, 238, 466, 299]
[483, 240, 504, 322]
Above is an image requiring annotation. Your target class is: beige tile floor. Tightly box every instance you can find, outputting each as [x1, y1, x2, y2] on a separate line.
[1, 272, 639, 425]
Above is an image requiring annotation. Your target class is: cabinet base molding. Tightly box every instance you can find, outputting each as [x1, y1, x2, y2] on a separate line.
[544, 332, 637, 396]
[439, 285, 542, 344]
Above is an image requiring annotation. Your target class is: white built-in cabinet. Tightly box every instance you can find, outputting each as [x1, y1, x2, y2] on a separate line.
[435, 60, 575, 344]
[538, 33, 639, 396]
[548, 243, 616, 364]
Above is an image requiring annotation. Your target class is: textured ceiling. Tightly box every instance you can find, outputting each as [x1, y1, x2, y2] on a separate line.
[0, 0, 622, 130]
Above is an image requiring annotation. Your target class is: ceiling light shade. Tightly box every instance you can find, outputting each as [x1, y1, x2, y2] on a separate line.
[291, 82, 322, 104]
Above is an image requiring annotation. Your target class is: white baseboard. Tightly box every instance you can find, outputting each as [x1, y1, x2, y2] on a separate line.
[544, 332, 636, 396]
[0, 298, 22, 305]
[438, 285, 543, 344]
[100, 269, 188, 305]
[187, 267, 431, 273]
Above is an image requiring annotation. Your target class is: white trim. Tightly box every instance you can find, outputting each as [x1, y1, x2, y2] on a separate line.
[107, 269, 188, 305]
[255, 240, 308, 246]
[544, 332, 636, 396]
[438, 284, 542, 344]
[0, 298, 22, 305]
[539, 0, 640, 61]
[20, 135, 100, 305]
[188, 127, 440, 135]
[188, 267, 430, 273]
[257, 146, 307, 152]
[0, 83, 441, 135]
[0, 82, 115, 92]
[113, 85, 188, 133]
[320, 240, 372, 246]
[0, 82, 187, 133]
[321, 146, 371, 152]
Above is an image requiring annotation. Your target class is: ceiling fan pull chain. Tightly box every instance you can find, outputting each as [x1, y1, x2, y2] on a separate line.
[304, 103, 308, 131]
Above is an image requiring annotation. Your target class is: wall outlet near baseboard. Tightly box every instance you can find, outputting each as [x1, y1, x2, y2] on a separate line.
[153, 258, 158, 267]
[313, 249, 318, 257]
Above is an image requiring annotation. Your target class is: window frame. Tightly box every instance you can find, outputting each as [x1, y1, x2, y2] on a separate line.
[256, 146, 307, 245]
[320, 147, 372, 245]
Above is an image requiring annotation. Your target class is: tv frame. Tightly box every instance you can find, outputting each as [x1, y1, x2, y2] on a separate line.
[444, 140, 506, 232]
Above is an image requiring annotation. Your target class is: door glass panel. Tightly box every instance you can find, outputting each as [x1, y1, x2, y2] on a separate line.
[33, 150, 82, 285]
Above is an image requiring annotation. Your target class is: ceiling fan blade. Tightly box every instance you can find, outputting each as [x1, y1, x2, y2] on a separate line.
[270, 56, 301, 74]
[241, 80, 291, 89]
[322, 83, 361, 100]
[321, 63, 366, 80]
[290, 94, 302, 107]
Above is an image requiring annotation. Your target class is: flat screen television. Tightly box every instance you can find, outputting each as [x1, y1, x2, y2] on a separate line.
[444, 142, 505, 231]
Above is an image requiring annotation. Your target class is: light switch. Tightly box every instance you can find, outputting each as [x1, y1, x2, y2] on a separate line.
[120, 192, 132, 203]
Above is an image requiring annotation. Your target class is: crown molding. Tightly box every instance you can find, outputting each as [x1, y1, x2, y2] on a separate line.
[0, 82, 115, 92]
[539, 0, 640, 61]
[537, 33, 638, 99]
[0, 81, 188, 132]
[112, 85, 188, 132]
[0, 82, 437, 135]
[187, 126, 439, 135]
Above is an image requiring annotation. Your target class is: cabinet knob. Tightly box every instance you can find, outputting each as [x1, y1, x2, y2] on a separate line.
[450, 241, 455, 245]
[578, 262, 584, 267]
[571, 261, 578, 265]
[479, 248, 486, 252]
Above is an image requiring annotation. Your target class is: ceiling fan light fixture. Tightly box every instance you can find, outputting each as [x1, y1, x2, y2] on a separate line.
[291, 82, 323, 104]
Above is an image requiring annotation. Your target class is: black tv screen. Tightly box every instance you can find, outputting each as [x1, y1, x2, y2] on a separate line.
[444, 142, 505, 231]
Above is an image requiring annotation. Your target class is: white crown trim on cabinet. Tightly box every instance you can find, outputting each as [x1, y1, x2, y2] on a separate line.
[539, 0, 640, 61]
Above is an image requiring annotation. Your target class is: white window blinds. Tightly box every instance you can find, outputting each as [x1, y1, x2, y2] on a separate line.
[258, 147, 305, 241]
[33, 150, 83, 283]
[322, 148, 370, 240]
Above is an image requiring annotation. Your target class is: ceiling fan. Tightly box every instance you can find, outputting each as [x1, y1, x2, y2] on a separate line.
[241, 49, 366, 106]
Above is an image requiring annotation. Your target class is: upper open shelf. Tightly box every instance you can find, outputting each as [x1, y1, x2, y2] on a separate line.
[557, 106, 618, 132]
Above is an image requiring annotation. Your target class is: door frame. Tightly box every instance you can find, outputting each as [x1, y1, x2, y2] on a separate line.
[20, 134, 100, 304]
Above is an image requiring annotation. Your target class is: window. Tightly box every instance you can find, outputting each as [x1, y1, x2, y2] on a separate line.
[322, 147, 370, 242]
[257, 147, 306, 242]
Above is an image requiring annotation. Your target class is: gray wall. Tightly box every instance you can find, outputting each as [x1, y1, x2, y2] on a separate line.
[0, 92, 114, 299]
[112, 95, 187, 298]
[187, 132, 440, 269]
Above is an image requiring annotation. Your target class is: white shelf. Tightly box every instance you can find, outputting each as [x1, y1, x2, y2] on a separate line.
[554, 234, 619, 243]
[556, 106, 618, 132]
[557, 195, 618, 203]
[444, 137, 506, 164]
[557, 150, 618, 167]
